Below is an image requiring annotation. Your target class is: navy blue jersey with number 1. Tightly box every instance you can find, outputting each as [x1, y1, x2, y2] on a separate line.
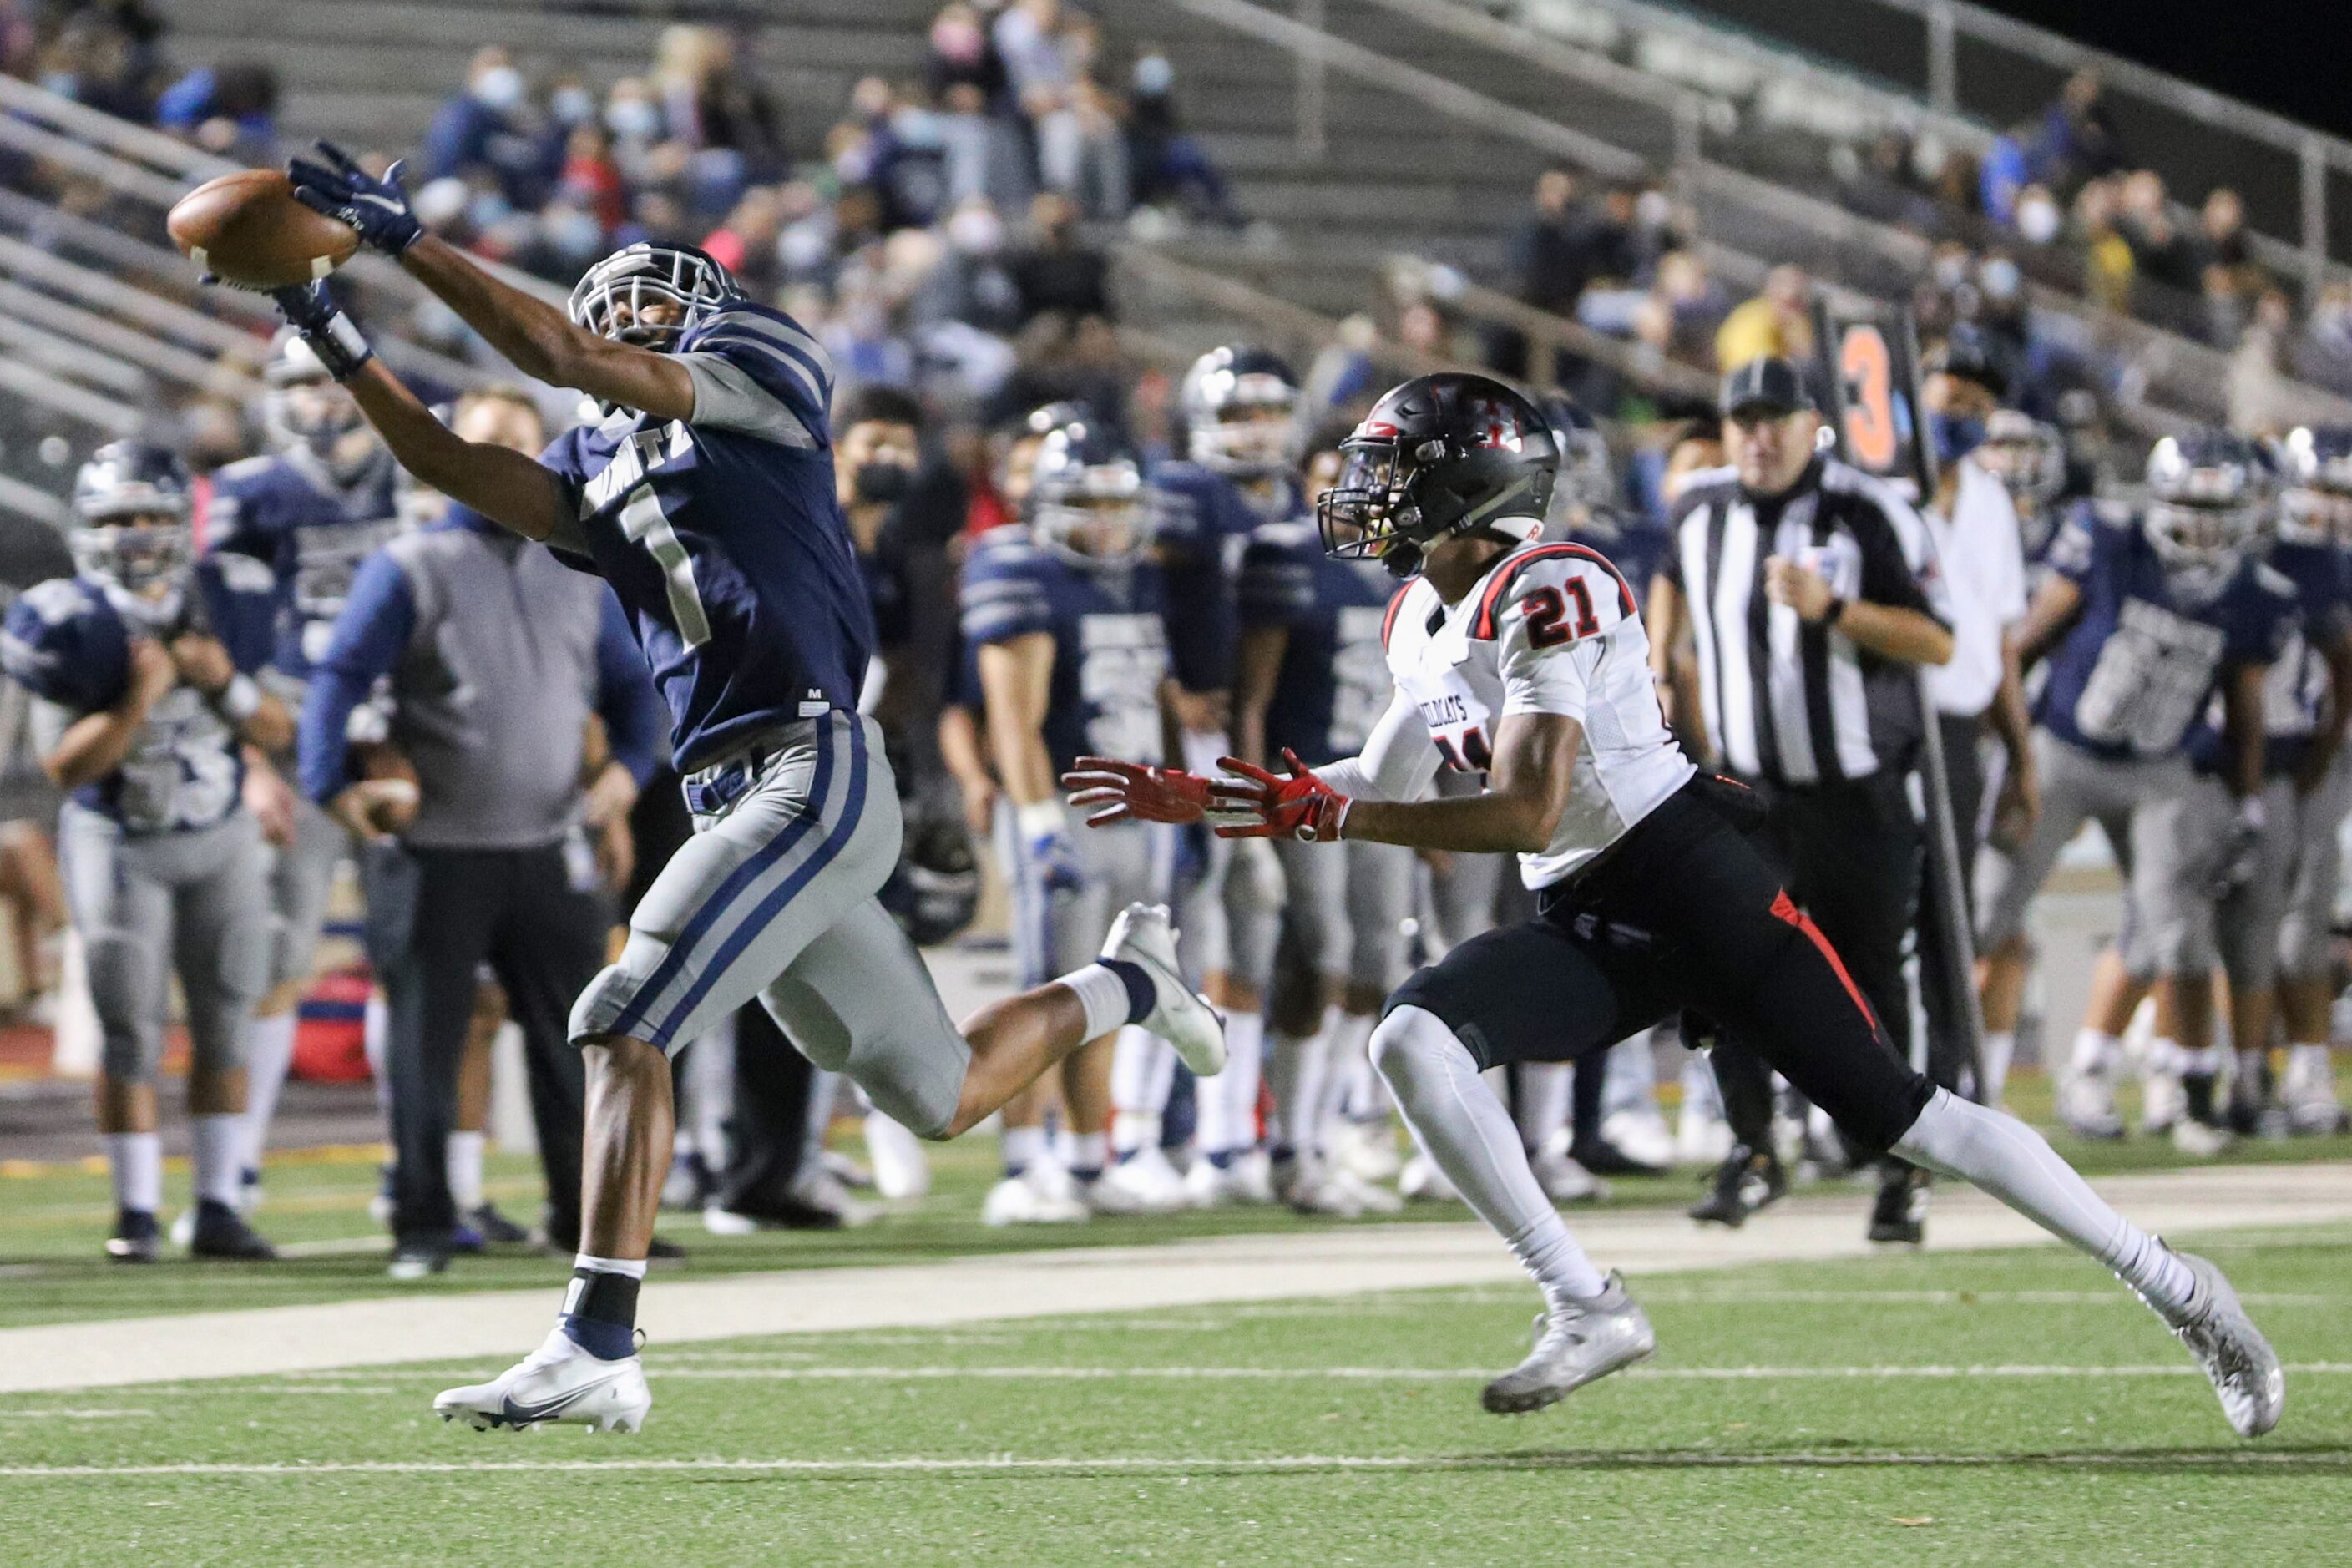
[539, 300, 875, 774]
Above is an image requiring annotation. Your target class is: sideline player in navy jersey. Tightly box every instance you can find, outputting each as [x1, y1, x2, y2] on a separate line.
[1, 443, 288, 1263]
[1068, 373, 2283, 1436]
[2265, 427, 2352, 1135]
[2176, 427, 2352, 1136]
[1975, 433, 2297, 1146]
[1233, 432, 1413, 1213]
[269, 142, 1222, 1434]
[205, 328, 407, 1216]
[966, 417, 1177, 1220]
[1140, 347, 1302, 1186]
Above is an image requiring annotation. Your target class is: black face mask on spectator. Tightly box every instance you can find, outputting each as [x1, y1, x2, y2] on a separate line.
[853, 460, 914, 504]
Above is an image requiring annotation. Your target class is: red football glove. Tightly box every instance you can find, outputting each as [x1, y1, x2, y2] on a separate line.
[1210, 750, 1350, 842]
[1060, 756, 1215, 827]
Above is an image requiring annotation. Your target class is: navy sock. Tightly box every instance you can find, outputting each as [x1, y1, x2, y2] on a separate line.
[1100, 958, 1156, 1024]
[559, 1268, 641, 1361]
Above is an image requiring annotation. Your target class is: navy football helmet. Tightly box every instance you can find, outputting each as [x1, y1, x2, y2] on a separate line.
[879, 817, 982, 948]
[70, 440, 194, 601]
[1533, 388, 1614, 532]
[1028, 414, 1148, 564]
[2144, 432, 2270, 602]
[263, 325, 378, 480]
[1319, 374, 1558, 579]
[1181, 346, 1302, 478]
[2274, 425, 2352, 547]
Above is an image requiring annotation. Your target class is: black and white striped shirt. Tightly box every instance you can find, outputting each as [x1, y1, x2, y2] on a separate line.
[1667, 457, 1947, 786]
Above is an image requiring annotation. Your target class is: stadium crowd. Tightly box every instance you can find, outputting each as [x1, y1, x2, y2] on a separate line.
[0, 0, 2349, 1277]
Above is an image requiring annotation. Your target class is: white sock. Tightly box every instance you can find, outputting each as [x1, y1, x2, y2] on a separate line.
[190, 1113, 243, 1207]
[242, 1009, 298, 1176]
[447, 1129, 486, 1210]
[106, 1130, 161, 1214]
[1370, 1005, 1607, 1304]
[1515, 1061, 1572, 1152]
[2147, 1036, 2186, 1078]
[1894, 1089, 2197, 1317]
[690, 1016, 736, 1166]
[1061, 962, 1146, 1043]
[2071, 1029, 2121, 1075]
[2183, 1044, 2223, 1077]
[1266, 1008, 1338, 1158]
[1001, 1124, 1045, 1178]
[2289, 1042, 2329, 1074]
[1062, 1129, 1107, 1177]
[1110, 1026, 1175, 1148]
[1323, 1010, 1376, 1130]
[1197, 1010, 1262, 1156]
[362, 989, 392, 1122]
[1980, 1030, 2016, 1105]
[571, 1252, 647, 1280]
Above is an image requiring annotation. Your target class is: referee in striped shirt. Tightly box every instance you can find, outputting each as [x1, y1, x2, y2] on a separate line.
[1650, 357, 1954, 1231]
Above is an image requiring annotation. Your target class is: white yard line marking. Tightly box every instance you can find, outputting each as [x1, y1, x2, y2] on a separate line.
[3, 1449, 2343, 1479]
[3, 1161, 2346, 1393]
[0, 1409, 154, 1419]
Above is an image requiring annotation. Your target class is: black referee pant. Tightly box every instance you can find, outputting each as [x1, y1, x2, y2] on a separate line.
[1915, 712, 1985, 1101]
[1708, 769, 1922, 1161]
[366, 839, 602, 1250]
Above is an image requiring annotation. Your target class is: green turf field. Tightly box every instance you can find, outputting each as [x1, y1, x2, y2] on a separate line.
[1, 1227, 2345, 1565]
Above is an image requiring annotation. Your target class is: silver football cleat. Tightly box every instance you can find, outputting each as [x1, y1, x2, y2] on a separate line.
[1481, 1273, 1656, 1414]
[2150, 1249, 2285, 1439]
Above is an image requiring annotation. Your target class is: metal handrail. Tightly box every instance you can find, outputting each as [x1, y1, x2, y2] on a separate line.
[0, 277, 256, 392]
[0, 473, 69, 529]
[1179, 0, 2352, 433]
[0, 312, 150, 396]
[0, 355, 146, 435]
[1387, 256, 1721, 400]
[0, 233, 256, 354]
[1113, 242, 1454, 382]
[0, 188, 277, 325]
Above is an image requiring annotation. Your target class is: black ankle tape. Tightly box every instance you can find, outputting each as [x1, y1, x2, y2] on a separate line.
[564, 1267, 642, 1329]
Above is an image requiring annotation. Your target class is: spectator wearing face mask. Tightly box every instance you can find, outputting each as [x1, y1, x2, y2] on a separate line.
[1128, 49, 1237, 228]
[421, 48, 528, 186]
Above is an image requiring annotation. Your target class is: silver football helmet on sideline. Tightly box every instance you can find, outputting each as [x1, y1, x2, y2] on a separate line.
[70, 440, 195, 619]
[2143, 432, 2270, 603]
[263, 326, 380, 483]
[2274, 425, 2352, 548]
[1028, 416, 1149, 564]
[1181, 346, 1302, 479]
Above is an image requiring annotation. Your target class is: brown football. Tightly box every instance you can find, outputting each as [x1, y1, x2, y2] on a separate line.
[165, 169, 358, 289]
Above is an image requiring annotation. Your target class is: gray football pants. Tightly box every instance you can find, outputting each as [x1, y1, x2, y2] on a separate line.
[1275, 836, 1416, 995]
[61, 802, 271, 1085]
[266, 792, 349, 994]
[1975, 730, 2201, 975]
[570, 712, 970, 1137]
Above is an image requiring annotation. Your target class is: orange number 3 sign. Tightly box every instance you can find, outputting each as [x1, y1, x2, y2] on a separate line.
[1839, 324, 1899, 473]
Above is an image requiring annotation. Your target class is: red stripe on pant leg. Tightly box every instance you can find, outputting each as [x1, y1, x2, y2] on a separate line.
[1770, 889, 1879, 1030]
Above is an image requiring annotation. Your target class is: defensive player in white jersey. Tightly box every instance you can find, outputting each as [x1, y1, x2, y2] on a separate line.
[1068, 375, 2284, 1435]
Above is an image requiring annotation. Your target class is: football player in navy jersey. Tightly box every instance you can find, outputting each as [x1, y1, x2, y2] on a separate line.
[965, 417, 1179, 1220]
[1976, 433, 2298, 1146]
[205, 327, 407, 1218]
[1233, 431, 1413, 1213]
[2265, 427, 2352, 1135]
[271, 142, 1222, 1434]
[0, 443, 288, 1263]
[1141, 347, 1303, 1191]
[2176, 427, 2352, 1137]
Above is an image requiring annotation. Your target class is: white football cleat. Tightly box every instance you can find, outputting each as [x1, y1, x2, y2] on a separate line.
[1601, 1108, 1676, 1171]
[1673, 1100, 1732, 1166]
[1531, 1149, 1609, 1205]
[2172, 1118, 2233, 1158]
[1398, 1151, 1462, 1204]
[1183, 1152, 1276, 1207]
[1083, 1153, 1189, 1216]
[434, 1328, 651, 1434]
[982, 1170, 1090, 1227]
[2282, 1050, 2349, 1135]
[2139, 1069, 2185, 1136]
[1102, 903, 1225, 1076]
[863, 1111, 932, 1201]
[1334, 1119, 1402, 1184]
[2059, 1066, 2126, 1140]
[167, 1207, 196, 1248]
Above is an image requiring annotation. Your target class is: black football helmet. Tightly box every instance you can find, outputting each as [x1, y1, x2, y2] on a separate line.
[1318, 374, 1558, 578]
[70, 440, 194, 599]
[879, 817, 981, 948]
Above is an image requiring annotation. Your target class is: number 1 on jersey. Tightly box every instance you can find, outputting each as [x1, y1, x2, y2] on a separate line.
[619, 483, 712, 650]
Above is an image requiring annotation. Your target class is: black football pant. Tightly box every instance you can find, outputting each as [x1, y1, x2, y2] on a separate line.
[1707, 771, 1922, 1161]
[1390, 779, 1934, 1158]
[366, 841, 602, 1249]
[711, 1002, 820, 1218]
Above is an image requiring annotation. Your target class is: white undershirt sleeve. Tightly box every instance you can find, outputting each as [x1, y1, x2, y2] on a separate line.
[1316, 689, 1443, 802]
